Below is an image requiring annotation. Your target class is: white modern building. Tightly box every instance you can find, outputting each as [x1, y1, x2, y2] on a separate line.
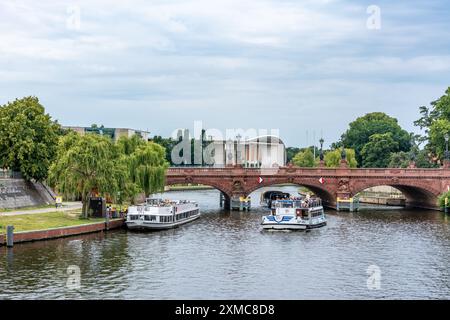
[211, 135, 286, 168]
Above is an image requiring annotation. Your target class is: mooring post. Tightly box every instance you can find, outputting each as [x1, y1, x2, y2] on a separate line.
[6, 225, 14, 247]
[105, 210, 110, 231]
[336, 197, 340, 212]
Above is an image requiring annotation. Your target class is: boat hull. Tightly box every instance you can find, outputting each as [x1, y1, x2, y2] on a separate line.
[126, 214, 200, 231]
[261, 221, 327, 230]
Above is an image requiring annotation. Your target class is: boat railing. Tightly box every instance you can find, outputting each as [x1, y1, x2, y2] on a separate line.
[274, 198, 322, 209]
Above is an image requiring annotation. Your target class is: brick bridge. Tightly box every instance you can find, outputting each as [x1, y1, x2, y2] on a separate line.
[166, 165, 450, 210]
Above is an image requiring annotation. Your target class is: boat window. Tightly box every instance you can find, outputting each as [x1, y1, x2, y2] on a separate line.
[282, 202, 293, 208]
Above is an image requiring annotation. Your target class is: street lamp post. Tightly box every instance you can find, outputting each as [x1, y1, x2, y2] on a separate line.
[319, 138, 324, 161]
[319, 138, 325, 167]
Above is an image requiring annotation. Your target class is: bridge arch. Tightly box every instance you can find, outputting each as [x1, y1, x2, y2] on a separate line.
[245, 179, 336, 207]
[351, 181, 441, 210]
[165, 178, 232, 197]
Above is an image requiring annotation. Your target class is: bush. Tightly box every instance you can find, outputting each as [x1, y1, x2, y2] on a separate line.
[438, 191, 450, 208]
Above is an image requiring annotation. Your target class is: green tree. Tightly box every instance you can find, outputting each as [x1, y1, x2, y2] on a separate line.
[286, 147, 300, 163]
[387, 151, 411, 168]
[415, 150, 439, 168]
[340, 112, 411, 165]
[414, 87, 450, 162]
[324, 148, 357, 168]
[428, 119, 450, 160]
[292, 148, 315, 167]
[128, 142, 169, 197]
[49, 133, 126, 218]
[152, 135, 178, 165]
[361, 133, 399, 168]
[438, 190, 450, 209]
[0, 96, 61, 181]
[388, 147, 437, 168]
[117, 134, 145, 156]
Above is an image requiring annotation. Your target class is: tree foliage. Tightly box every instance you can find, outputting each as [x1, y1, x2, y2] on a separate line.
[428, 119, 450, 159]
[49, 132, 170, 217]
[387, 151, 411, 168]
[128, 142, 168, 197]
[414, 87, 450, 162]
[388, 147, 438, 168]
[286, 147, 301, 163]
[152, 135, 179, 165]
[438, 190, 450, 208]
[360, 133, 399, 168]
[117, 134, 145, 156]
[340, 112, 411, 166]
[0, 96, 61, 181]
[292, 148, 315, 167]
[324, 148, 358, 168]
[49, 132, 125, 218]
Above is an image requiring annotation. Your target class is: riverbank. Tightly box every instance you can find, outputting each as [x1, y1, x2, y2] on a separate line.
[0, 211, 124, 246]
[358, 196, 406, 206]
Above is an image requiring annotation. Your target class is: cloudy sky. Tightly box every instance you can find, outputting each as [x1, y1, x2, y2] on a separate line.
[1, 0, 449, 147]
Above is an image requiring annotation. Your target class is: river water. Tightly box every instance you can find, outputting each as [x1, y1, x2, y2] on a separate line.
[1, 186, 450, 300]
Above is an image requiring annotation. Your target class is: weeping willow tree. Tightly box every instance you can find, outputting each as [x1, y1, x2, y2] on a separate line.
[48, 132, 126, 218]
[117, 134, 145, 156]
[128, 142, 169, 197]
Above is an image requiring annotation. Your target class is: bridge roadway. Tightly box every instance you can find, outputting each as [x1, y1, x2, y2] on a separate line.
[166, 165, 450, 210]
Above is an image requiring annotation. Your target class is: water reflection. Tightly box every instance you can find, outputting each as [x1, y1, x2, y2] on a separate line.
[1, 186, 449, 299]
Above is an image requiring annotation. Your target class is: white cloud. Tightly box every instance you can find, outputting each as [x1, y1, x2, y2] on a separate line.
[0, 0, 449, 146]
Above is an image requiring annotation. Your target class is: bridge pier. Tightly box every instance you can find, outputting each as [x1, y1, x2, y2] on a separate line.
[220, 192, 230, 210]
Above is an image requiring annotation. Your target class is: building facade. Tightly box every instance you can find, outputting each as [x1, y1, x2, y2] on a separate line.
[211, 135, 286, 168]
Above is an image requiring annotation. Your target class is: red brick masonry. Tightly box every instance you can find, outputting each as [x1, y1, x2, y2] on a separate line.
[0, 219, 124, 246]
[167, 166, 450, 210]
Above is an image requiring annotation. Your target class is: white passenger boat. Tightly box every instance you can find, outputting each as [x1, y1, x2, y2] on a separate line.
[126, 198, 200, 230]
[261, 198, 326, 230]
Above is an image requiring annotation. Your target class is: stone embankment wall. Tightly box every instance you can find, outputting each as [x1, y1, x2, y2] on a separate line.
[0, 178, 54, 209]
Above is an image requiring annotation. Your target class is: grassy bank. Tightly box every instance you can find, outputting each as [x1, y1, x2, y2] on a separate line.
[0, 204, 56, 213]
[0, 211, 104, 233]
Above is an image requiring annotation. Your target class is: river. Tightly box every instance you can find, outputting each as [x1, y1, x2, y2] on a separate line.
[1, 186, 450, 299]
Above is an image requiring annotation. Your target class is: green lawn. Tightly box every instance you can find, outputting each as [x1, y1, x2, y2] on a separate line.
[0, 204, 56, 213]
[0, 211, 105, 234]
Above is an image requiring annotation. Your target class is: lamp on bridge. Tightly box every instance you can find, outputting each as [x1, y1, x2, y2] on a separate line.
[319, 138, 325, 167]
[444, 133, 450, 169]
